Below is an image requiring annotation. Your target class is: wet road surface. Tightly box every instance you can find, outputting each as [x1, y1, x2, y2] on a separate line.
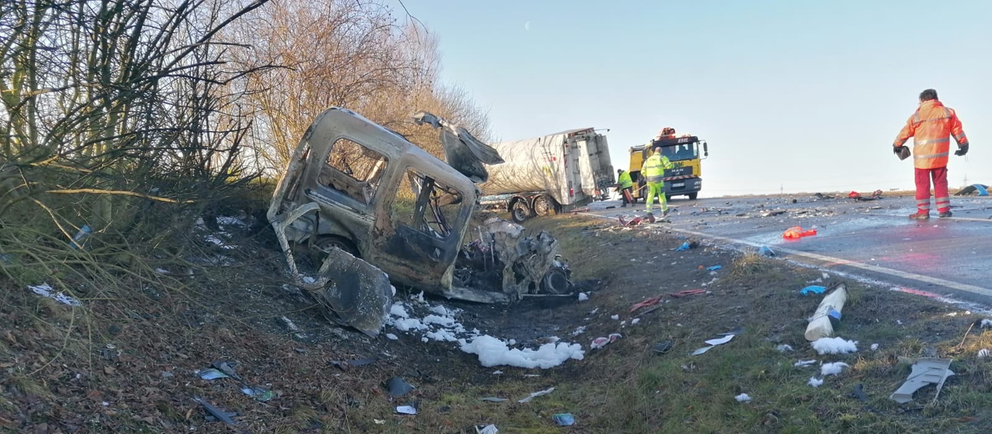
[582, 193, 992, 305]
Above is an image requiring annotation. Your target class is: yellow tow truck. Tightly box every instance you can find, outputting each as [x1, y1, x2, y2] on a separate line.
[628, 133, 709, 201]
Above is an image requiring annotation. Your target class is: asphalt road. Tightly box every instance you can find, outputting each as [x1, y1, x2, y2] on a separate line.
[582, 192, 992, 306]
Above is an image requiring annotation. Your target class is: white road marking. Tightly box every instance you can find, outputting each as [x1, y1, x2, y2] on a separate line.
[581, 212, 992, 297]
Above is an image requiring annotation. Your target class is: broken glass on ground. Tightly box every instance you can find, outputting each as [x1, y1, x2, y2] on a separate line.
[890, 357, 954, 404]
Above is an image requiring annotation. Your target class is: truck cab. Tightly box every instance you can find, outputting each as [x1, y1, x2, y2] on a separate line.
[628, 135, 709, 200]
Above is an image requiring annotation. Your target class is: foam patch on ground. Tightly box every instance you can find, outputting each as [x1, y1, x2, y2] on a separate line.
[458, 335, 584, 369]
[386, 300, 584, 369]
[811, 337, 858, 355]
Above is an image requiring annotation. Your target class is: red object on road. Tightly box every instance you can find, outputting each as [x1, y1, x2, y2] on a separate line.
[783, 226, 817, 239]
[630, 295, 663, 313]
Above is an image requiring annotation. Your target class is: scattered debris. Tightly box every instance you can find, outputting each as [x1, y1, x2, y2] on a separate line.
[848, 190, 883, 201]
[761, 210, 787, 217]
[978, 349, 990, 359]
[211, 361, 242, 381]
[385, 377, 416, 397]
[610, 314, 620, 320]
[517, 387, 555, 403]
[385, 333, 399, 340]
[28, 284, 82, 307]
[374, 419, 385, 425]
[706, 265, 722, 271]
[481, 397, 507, 403]
[198, 368, 229, 381]
[805, 284, 847, 341]
[459, 335, 584, 369]
[776, 344, 794, 353]
[808, 377, 824, 387]
[794, 359, 817, 367]
[675, 241, 698, 251]
[396, 405, 417, 415]
[871, 343, 879, 351]
[552, 413, 575, 426]
[758, 246, 776, 257]
[735, 393, 752, 403]
[981, 319, 992, 328]
[821, 362, 849, 377]
[783, 226, 817, 240]
[850, 384, 867, 401]
[591, 333, 623, 350]
[240, 386, 275, 402]
[577, 292, 589, 301]
[890, 357, 954, 404]
[692, 330, 737, 355]
[671, 289, 706, 298]
[653, 340, 674, 354]
[631, 318, 641, 325]
[193, 396, 238, 426]
[630, 295, 663, 313]
[811, 337, 858, 355]
[800, 285, 826, 296]
[955, 184, 989, 196]
[476, 424, 499, 434]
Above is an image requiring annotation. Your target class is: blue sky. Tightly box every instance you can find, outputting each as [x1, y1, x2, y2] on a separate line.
[390, 0, 991, 196]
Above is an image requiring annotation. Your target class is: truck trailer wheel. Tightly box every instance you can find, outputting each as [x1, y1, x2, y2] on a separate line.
[688, 192, 698, 200]
[511, 200, 533, 223]
[532, 195, 559, 217]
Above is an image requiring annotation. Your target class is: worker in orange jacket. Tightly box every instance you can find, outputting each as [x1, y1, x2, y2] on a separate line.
[893, 89, 970, 220]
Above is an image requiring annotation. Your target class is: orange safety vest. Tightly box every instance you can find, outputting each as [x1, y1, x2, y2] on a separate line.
[894, 100, 969, 169]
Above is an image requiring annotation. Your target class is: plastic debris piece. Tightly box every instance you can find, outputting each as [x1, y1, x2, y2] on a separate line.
[211, 361, 242, 381]
[693, 331, 737, 355]
[783, 226, 817, 240]
[240, 387, 275, 402]
[374, 419, 385, 425]
[193, 396, 238, 426]
[758, 246, 776, 257]
[811, 337, 857, 355]
[800, 285, 826, 295]
[653, 340, 674, 354]
[978, 349, 990, 359]
[385, 377, 416, 397]
[871, 343, 879, 351]
[396, 405, 417, 415]
[610, 314, 620, 320]
[481, 397, 507, 402]
[477, 425, 499, 434]
[706, 265, 722, 271]
[631, 318, 640, 325]
[850, 384, 867, 401]
[675, 241, 692, 251]
[735, 393, 752, 403]
[591, 333, 623, 350]
[776, 344, 794, 353]
[670, 289, 706, 298]
[981, 319, 992, 328]
[28, 284, 82, 307]
[890, 357, 954, 404]
[517, 387, 555, 403]
[805, 284, 847, 341]
[821, 362, 849, 376]
[198, 368, 229, 380]
[794, 359, 817, 367]
[630, 295, 663, 313]
[553, 413, 575, 426]
[808, 377, 823, 387]
[385, 333, 398, 340]
[577, 292, 589, 301]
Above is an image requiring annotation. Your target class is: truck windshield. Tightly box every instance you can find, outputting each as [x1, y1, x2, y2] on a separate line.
[660, 143, 698, 162]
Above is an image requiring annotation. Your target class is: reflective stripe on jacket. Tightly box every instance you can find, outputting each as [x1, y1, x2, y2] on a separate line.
[641, 154, 673, 184]
[894, 100, 969, 169]
[618, 171, 633, 188]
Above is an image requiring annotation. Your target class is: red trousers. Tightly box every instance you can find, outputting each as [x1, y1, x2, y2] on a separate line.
[915, 167, 949, 214]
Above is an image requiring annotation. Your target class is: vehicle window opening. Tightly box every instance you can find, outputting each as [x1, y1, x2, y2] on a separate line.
[393, 168, 463, 240]
[318, 138, 388, 204]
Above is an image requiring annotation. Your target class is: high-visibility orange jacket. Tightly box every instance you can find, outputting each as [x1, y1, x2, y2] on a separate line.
[894, 100, 969, 169]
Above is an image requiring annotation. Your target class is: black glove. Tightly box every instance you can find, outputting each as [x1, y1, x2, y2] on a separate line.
[955, 144, 969, 156]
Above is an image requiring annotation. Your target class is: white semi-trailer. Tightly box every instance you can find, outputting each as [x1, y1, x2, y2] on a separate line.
[479, 128, 615, 222]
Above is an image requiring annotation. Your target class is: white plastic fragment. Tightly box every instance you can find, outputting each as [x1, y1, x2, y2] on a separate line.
[811, 337, 858, 355]
[870, 343, 879, 351]
[820, 362, 849, 377]
[776, 344, 794, 353]
[577, 292, 589, 301]
[28, 284, 82, 307]
[517, 387, 555, 403]
[978, 349, 990, 359]
[631, 318, 640, 325]
[396, 405, 417, 415]
[610, 314, 619, 320]
[385, 333, 398, 341]
[477, 424, 499, 434]
[794, 359, 817, 367]
[734, 393, 752, 403]
[808, 377, 824, 387]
